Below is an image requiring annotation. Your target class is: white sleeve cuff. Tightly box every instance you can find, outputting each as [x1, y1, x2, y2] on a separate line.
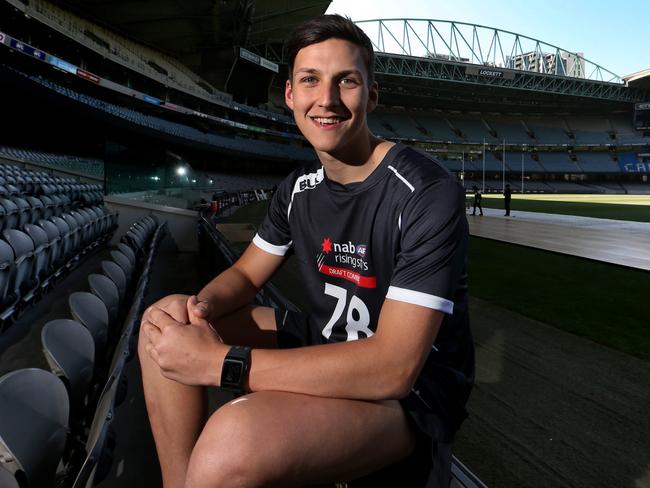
[252, 234, 292, 256]
[386, 285, 454, 314]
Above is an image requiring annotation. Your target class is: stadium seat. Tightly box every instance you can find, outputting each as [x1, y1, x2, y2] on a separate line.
[0, 368, 69, 488]
[0, 239, 15, 317]
[110, 250, 133, 282]
[25, 196, 44, 224]
[50, 216, 73, 262]
[88, 273, 120, 330]
[71, 374, 119, 488]
[69, 292, 109, 358]
[23, 223, 51, 289]
[101, 260, 127, 302]
[0, 198, 19, 230]
[38, 195, 55, 219]
[0, 467, 20, 488]
[37, 219, 63, 272]
[41, 319, 95, 411]
[62, 214, 81, 253]
[11, 197, 30, 229]
[117, 242, 136, 267]
[2, 228, 37, 303]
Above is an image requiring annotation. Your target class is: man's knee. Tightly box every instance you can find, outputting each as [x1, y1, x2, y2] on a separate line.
[186, 395, 284, 488]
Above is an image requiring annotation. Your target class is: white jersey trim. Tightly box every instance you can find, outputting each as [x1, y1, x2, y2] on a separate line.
[386, 285, 454, 314]
[252, 234, 291, 256]
[387, 165, 415, 192]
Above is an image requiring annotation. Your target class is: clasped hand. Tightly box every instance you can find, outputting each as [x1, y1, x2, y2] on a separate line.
[141, 294, 227, 386]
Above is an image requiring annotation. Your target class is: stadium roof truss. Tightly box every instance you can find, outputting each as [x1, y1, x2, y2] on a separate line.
[354, 19, 647, 103]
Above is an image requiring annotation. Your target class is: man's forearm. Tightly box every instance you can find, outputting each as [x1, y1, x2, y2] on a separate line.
[196, 265, 259, 322]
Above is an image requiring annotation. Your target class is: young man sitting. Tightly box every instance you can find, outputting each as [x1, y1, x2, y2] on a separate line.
[139, 14, 474, 488]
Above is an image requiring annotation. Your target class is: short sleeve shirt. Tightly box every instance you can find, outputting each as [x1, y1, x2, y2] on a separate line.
[254, 143, 474, 430]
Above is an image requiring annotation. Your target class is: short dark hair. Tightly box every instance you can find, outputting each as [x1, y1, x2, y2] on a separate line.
[286, 14, 375, 85]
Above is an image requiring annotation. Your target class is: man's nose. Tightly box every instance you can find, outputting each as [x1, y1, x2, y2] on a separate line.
[318, 80, 340, 108]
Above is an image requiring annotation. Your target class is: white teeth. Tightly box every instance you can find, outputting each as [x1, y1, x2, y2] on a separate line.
[313, 117, 341, 124]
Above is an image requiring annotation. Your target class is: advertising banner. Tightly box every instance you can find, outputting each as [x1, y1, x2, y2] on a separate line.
[77, 69, 100, 83]
[49, 56, 78, 74]
[143, 95, 162, 105]
[618, 154, 649, 173]
[9, 38, 46, 61]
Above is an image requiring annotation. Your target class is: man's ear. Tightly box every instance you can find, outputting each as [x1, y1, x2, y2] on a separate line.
[285, 79, 294, 110]
[366, 81, 379, 113]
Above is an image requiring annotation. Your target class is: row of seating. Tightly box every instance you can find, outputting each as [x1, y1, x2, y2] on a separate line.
[0, 214, 166, 488]
[0, 161, 103, 202]
[0, 205, 117, 325]
[0, 146, 105, 179]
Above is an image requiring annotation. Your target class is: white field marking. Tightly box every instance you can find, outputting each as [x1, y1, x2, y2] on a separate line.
[116, 459, 124, 477]
[481, 193, 650, 206]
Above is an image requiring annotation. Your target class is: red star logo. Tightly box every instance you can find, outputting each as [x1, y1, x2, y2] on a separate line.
[321, 237, 332, 254]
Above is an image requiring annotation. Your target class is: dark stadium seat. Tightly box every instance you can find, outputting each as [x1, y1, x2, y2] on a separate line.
[3, 228, 37, 302]
[0, 368, 69, 488]
[69, 291, 109, 358]
[0, 239, 15, 317]
[0, 467, 20, 488]
[51, 215, 73, 262]
[24, 223, 51, 289]
[110, 250, 133, 282]
[118, 242, 136, 267]
[88, 273, 120, 329]
[11, 196, 31, 229]
[101, 260, 127, 302]
[41, 319, 95, 411]
[25, 196, 44, 224]
[38, 194, 55, 219]
[62, 213, 81, 253]
[0, 197, 19, 230]
[37, 218, 63, 272]
[71, 374, 119, 488]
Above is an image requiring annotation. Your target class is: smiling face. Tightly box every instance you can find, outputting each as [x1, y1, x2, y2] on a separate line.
[285, 38, 378, 161]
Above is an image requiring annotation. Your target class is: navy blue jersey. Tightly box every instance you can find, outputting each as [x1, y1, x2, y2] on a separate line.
[255, 143, 474, 431]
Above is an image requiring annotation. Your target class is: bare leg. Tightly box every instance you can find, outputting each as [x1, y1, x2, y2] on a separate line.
[139, 304, 278, 488]
[185, 391, 417, 488]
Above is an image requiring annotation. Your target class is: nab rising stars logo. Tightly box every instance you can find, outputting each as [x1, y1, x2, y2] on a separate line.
[317, 238, 376, 288]
[356, 245, 367, 258]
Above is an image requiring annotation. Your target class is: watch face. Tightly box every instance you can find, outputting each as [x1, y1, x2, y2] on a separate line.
[222, 359, 244, 386]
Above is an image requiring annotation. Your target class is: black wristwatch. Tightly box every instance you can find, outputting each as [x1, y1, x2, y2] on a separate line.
[220, 345, 251, 394]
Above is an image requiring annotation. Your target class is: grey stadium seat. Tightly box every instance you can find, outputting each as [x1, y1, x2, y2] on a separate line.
[25, 196, 44, 224]
[0, 368, 69, 488]
[62, 213, 81, 253]
[117, 242, 136, 266]
[72, 374, 119, 488]
[23, 223, 50, 288]
[37, 219, 62, 271]
[50, 216, 72, 261]
[88, 273, 120, 328]
[110, 250, 132, 282]
[101, 260, 127, 302]
[0, 239, 14, 311]
[69, 291, 109, 357]
[3, 228, 36, 301]
[41, 319, 95, 410]
[0, 467, 20, 488]
[0, 198, 19, 230]
[11, 197, 30, 229]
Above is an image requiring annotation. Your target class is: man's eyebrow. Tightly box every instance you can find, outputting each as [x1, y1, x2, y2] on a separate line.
[294, 68, 363, 77]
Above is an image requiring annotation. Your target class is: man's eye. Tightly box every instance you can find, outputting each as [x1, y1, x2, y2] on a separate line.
[301, 76, 317, 84]
[340, 78, 359, 86]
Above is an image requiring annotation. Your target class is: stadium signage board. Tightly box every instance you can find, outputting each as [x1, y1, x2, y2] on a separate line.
[8, 37, 46, 62]
[0, 32, 5, 44]
[636, 102, 650, 110]
[466, 66, 515, 80]
[239, 47, 279, 73]
[77, 69, 100, 84]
